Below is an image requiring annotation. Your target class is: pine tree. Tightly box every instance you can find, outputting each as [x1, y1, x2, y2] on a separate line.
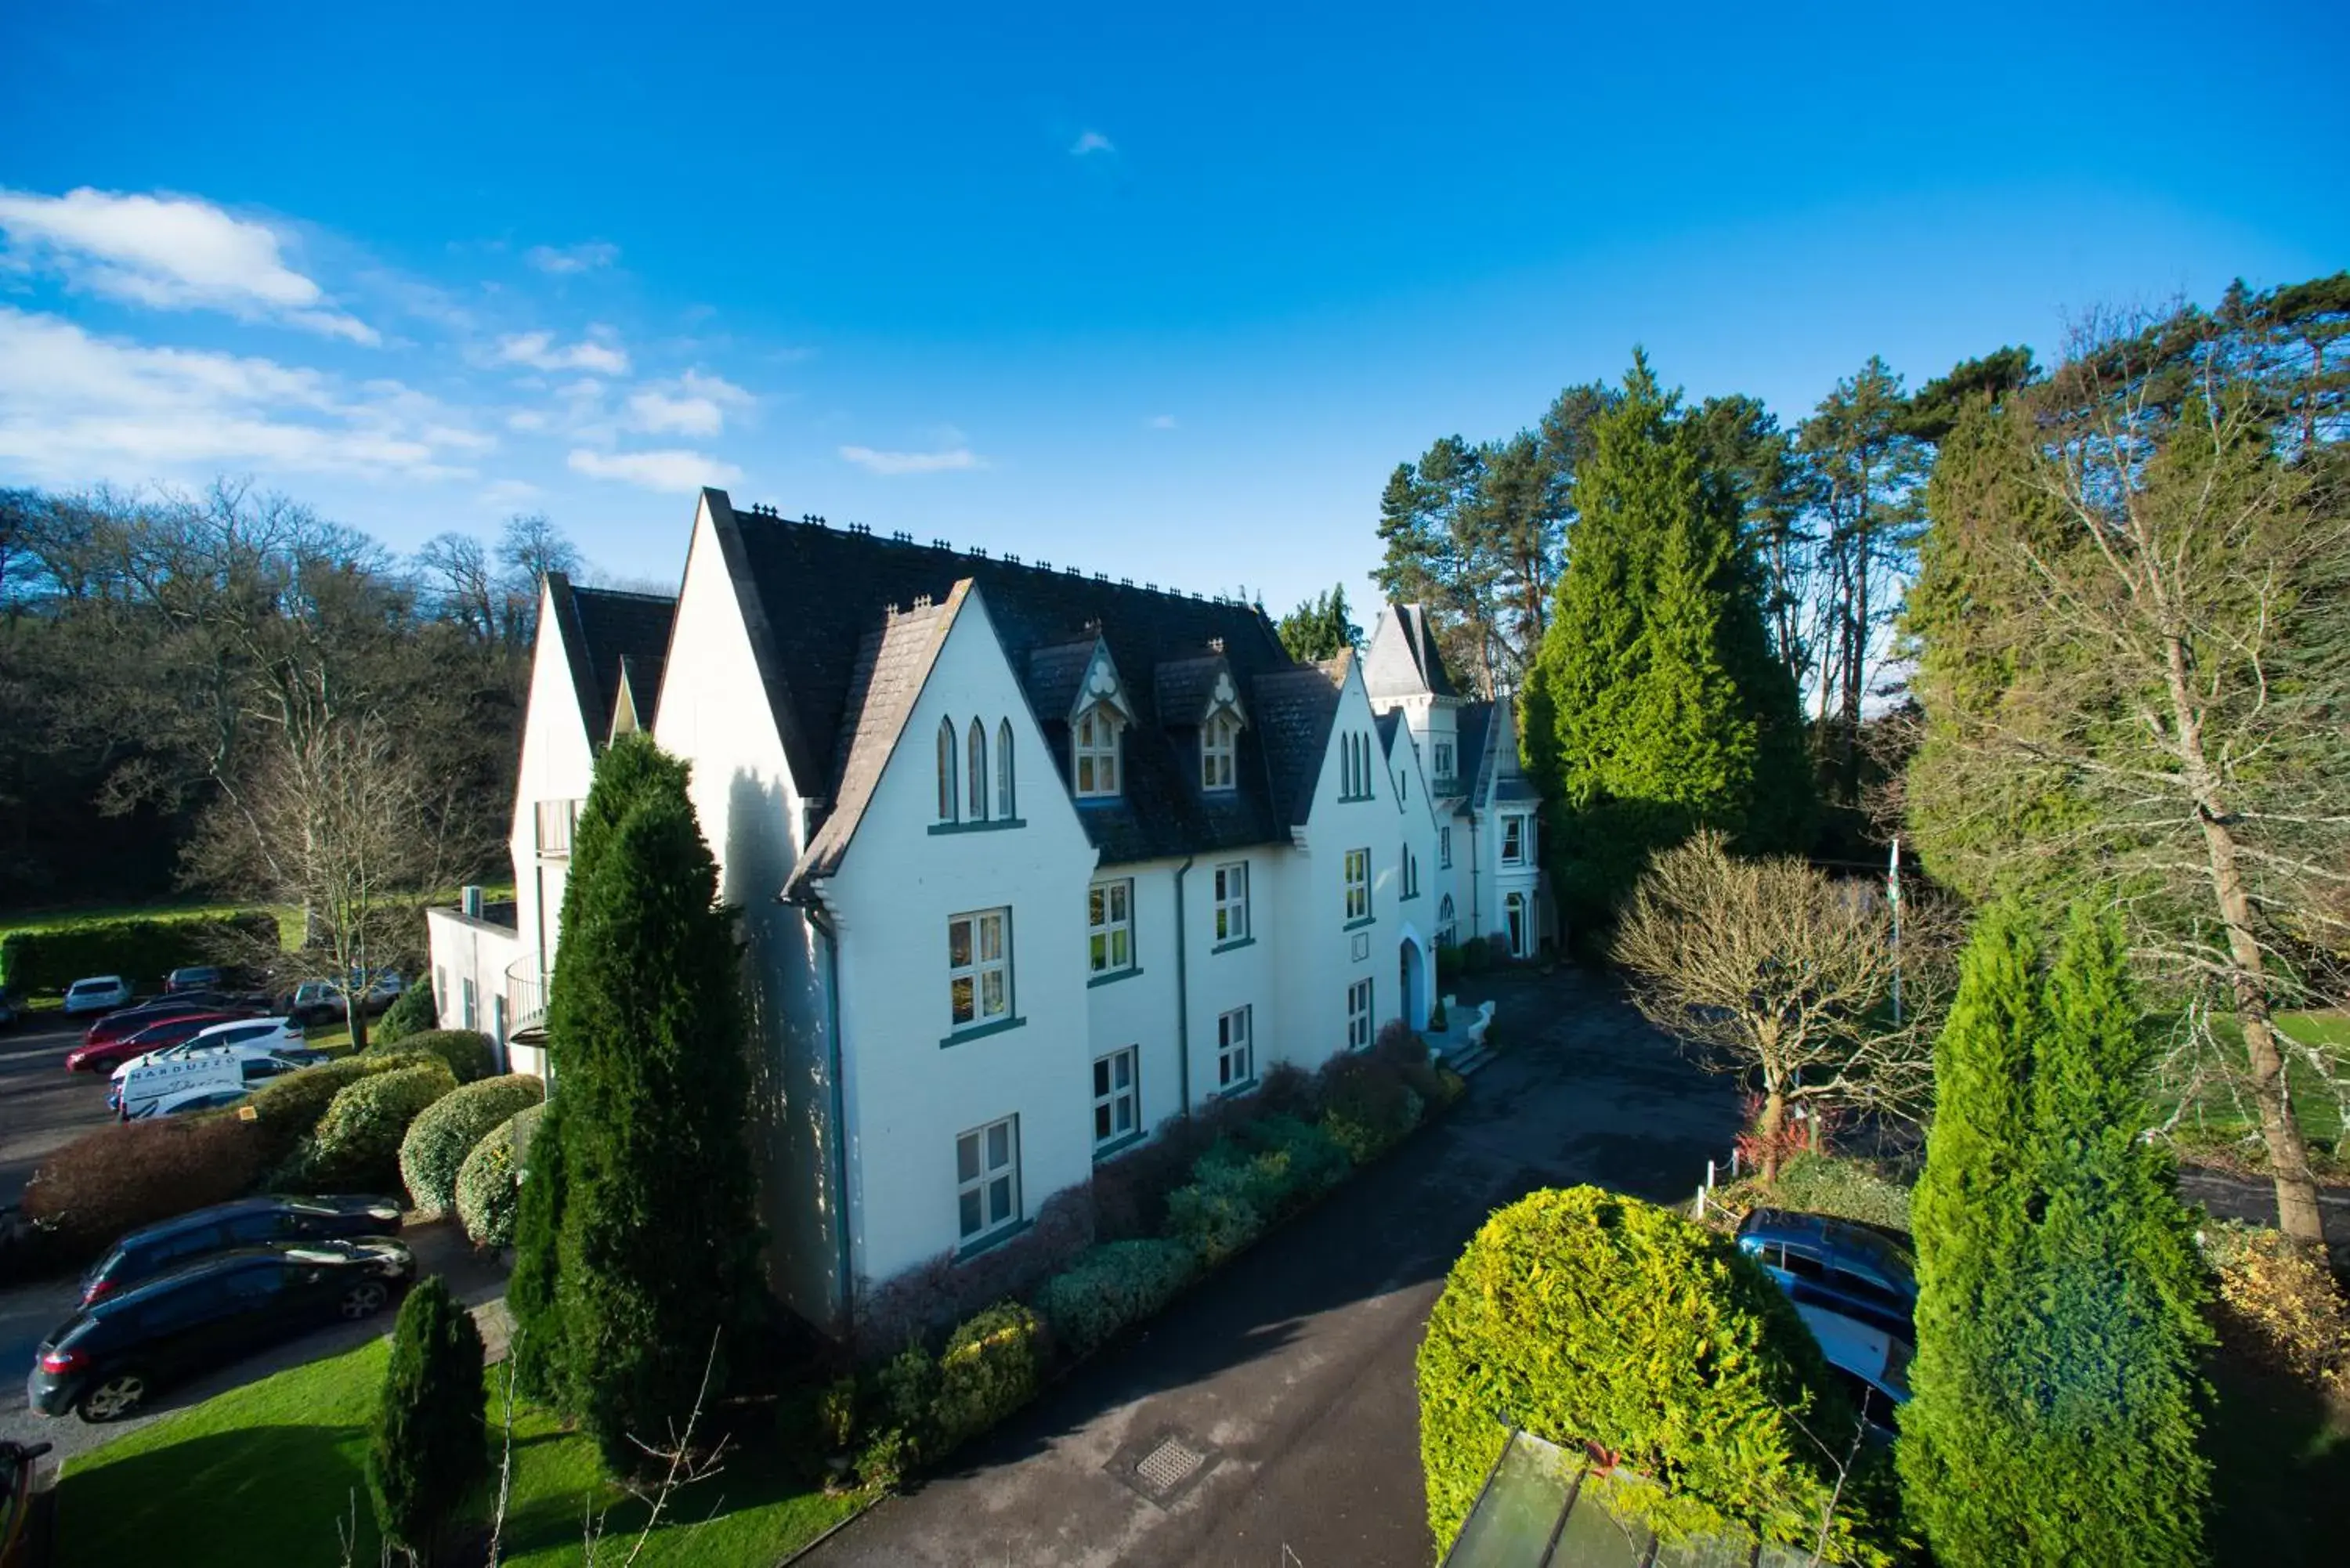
[1898, 901, 2044, 1561]
[367, 1274, 487, 1563]
[1901, 903, 2213, 1565]
[522, 741, 765, 1474]
[1520, 354, 1809, 927]
[508, 735, 695, 1402]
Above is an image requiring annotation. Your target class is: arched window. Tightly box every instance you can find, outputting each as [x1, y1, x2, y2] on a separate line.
[968, 718, 988, 822]
[1437, 894, 1456, 948]
[1075, 706, 1121, 797]
[937, 718, 956, 822]
[997, 719, 1014, 817]
[1202, 712, 1238, 791]
[1505, 891, 1528, 958]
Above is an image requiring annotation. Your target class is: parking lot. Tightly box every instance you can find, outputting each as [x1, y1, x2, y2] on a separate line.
[1, 1013, 121, 1210]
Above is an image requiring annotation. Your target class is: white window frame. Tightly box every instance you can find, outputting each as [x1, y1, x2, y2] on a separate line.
[1502, 813, 1528, 867]
[434, 965, 448, 1023]
[534, 798, 578, 857]
[948, 908, 1012, 1030]
[1092, 1046, 1139, 1151]
[1343, 847, 1370, 923]
[1202, 711, 1238, 792]
[1437, 894, 1457, 948]
[956, 1115, 1021, 1245]
[1088, 880, 1134, 977]
[1434, 740, 1454, 782]
[1402, 845, 1419, 898]
[997, 718, 1015, 817]
[1213, 861, 1249, 945]
[1075, 706, 1122, 798]
[461, 975, 479, 1031]
[1347, 977, 1374, 1052]
[1506, 891, 1529, 958]
[1439, 825, 1452, 869]
[937, 719, 957, 822]
[1217, 1006, 1253, 1090]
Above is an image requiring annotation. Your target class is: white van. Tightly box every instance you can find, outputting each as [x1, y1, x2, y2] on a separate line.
[116, 1054, 248, 1120]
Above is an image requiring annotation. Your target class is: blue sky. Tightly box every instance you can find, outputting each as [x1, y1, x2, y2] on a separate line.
[3, 0, 2344, 611]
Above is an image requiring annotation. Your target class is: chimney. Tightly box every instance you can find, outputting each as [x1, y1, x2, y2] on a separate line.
[461, 885, 484, 919]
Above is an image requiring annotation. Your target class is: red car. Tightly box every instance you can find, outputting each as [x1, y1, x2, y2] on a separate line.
[77, 995, 232, 1052]
[65, 1012, 251, 1075]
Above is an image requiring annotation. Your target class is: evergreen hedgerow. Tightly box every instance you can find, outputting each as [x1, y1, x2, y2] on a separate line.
[509, 735, 766, 1474]
[1898, 903, 2211, 1566]
[367, 1274, 488, 1562]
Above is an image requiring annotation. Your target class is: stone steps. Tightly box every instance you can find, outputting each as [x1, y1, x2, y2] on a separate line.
[1439, 1042, 1495, 1076]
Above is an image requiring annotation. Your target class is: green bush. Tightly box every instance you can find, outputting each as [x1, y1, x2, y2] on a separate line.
[367, 1274, 488, 1559]
[1318, 1050, 1423, 1164]
[373, 981, 438, 1046]
[1416, 1186, 1886, 1563]
[1164, 1156, 1271, 1266]
[369, 1028, 494, 1085]
[399, 1074, 544, 1216]
[22, 1117, 264, 1263]
[1760, 1152, 1914, 1235]
[1233, 1114, 1351, 1206]
[1039, 1239, 1199, 1358]
[0, 912, 279, 994]
[248, 1052, 424, 1166]
[308, 1061, 458, 1190]
[931, 1302, 1042, 1453]
[453, 1102, 544, 1248]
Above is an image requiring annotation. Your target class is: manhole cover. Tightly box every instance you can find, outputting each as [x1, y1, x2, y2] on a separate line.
[1108, 1424, 1223, 1508]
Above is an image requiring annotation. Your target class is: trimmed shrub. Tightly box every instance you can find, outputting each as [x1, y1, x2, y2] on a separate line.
[1039, 1239, 1198, 1358]
[308, 1060, 458, 1190]
[1417, 1186, 1886, 1562]
[1234, 1115, 1351, 1206]
[1164, 1152, 1272, 1265]
[1256, 1060, 1317, 1118]
[1318, 1052, 1423, 1164]
[22, 1117, 263, 1262]
[400, 1073, 544, 1216]
[931, 1302, 1042, 1452]
[370, 1028, 494, 1085]
[367, 1274, 489, 1559]
[454, 1102, 544, 1248]
[0, 911, 279, 995]
[250, 1049, 443, 1168]
[374, 981, 437, 1046]
[853, 1187, 1093, 1359]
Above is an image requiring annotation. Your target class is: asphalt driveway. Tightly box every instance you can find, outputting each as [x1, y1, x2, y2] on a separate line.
[804, 966, 1742, 1568]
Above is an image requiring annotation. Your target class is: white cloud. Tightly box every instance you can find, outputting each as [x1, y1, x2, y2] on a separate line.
[568, 446, 739, 492]
[506, 409, 549, 432]
[479, 478, 543, 508]
[627, 370, 753, 437]
[0, 186, 378, 343]
[1070, 129, 1115, 157]
[494, 329, 630, 375]
[839, 444, 984, 475]
[0, 306, 479, 482]
[1146, 413, 1178, 430]
[525, 241, 620, 275]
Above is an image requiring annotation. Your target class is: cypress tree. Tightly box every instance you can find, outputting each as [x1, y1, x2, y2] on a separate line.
[1520, 353, 1809, 927]
[367, 1274, 488, 1563]
[530, 746, 765, 1474]
[508, 735, 696, 1402]
[1898, 901, 2044, 1561]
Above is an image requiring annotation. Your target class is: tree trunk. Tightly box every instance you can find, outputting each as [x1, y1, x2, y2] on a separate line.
[1757, 1086, 1787, 1184]
[2167, 638, 2328, 1247]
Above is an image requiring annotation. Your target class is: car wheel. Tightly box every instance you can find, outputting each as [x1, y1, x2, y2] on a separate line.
[77, 1371, 150, 1423]
[339, 1281, 390, 1320]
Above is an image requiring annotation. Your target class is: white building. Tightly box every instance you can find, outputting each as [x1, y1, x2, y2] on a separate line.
[429, 490, 1539, 1337]
[1361, 602, 1552, 960]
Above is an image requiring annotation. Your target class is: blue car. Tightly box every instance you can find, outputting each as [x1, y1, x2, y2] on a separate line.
[1735, 1208, 1917, 1344]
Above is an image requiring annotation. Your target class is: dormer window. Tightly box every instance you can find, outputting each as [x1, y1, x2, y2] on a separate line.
[1075, 706, 1122, 797]
[1202, 712, 1238, 791]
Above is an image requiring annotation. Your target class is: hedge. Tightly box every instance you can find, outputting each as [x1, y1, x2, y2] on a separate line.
[367, 1029, 495, 1085]
[306, 1061, 459, 1190]
[399, 1074, 544, 1216]
[1039, 1239, 1198, 1358]
[251, 1049, 445, 1166]
[23, 1116, 264, 1262]
[453, 1107, 533, 1248]
[373, 982, 439, 1045]
[1415, 1186, 1889, 1563]
[931, 1302, 1042, 1453]
[0, 912, 280, 994]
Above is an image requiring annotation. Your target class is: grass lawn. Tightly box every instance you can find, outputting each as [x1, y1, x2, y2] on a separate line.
[2188, 1011, 2348, 1151]
[2205, 1335, 2350, 1567]
[54, 1338, 863, 1568]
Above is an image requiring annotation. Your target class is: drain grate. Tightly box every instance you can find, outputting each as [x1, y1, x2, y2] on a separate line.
[1108, 1424, 1223, 1508]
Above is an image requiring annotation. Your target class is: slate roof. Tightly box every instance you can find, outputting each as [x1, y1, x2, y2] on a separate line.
[544, 573, 678, 743]
[1460, 699, 1535, 812]
[1452, 702, 1494, 817]
[706, 491, 1305, 869]
[1253, 653, 1350, 829]
[1363, 602, 1459, 701]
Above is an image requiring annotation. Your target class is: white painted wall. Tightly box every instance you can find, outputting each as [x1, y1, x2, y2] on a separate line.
[817, 587, 1099, 1292]
[1387, 721, 1440, 1028]
[423, 906, 524, 1065]
[506, 578, 600, 1077]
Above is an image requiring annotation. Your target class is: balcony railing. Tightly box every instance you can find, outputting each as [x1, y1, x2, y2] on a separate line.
[504, 952, 547, 1038]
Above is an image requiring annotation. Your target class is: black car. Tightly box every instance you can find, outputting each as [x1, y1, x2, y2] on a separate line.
[78, 1194, 403, 1306]
[30, 1237, 415, 1422]
[0, 992, 17, 1032]
[165, 966, 226, 993]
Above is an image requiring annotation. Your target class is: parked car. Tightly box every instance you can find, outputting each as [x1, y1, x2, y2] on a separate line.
[60, 977, 132, 1017]
[106, 1017, 307, 1081]
[0, 992, 18, 1032]
[27, 1237, 416, 1422]
[0, 1438, 49, 1568]
[1793, 1299, 1911, 1440]
[78, 1195, 404, 1306]
[78, 993, 243, 1053]
[1735, 1209, 1918, 1343]
[107, 1029, 318, 1115]
[123, 1052, 327, 1118]
[164, 966, 226, 993]
[64, 1010, 250, 1075]
[283, 970, 409, 1026]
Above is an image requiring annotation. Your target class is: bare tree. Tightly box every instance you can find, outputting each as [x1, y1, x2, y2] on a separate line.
[1904, 302, 2350, 1247]
[1612, 831, 1948, 1180]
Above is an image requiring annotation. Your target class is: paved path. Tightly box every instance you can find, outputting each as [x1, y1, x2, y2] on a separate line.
[0, 1014, 117, 1210]
[804, 967, 1741, 1568]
